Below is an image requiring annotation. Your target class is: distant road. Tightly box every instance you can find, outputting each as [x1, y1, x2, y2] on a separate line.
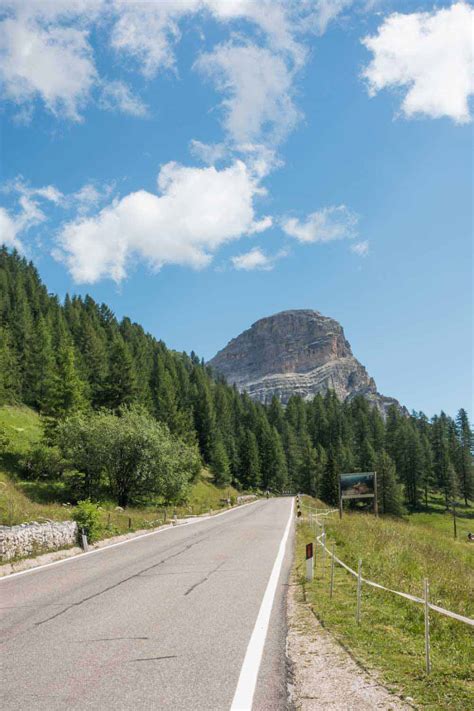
[1, 498, 294, 710]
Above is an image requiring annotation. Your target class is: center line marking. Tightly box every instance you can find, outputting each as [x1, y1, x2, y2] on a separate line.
[230, 498, 294, 711]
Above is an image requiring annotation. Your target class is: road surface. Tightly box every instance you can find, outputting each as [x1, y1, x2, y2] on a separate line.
[1, 498, 294, 710]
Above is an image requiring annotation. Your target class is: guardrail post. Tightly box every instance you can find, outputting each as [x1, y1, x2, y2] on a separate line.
[424, 578, 431, 674]
[356, 559, 362, 624]
[330, 543, 335, 598]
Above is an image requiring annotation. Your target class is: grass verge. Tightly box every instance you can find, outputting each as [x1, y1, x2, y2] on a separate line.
[296, 500, 474, 710]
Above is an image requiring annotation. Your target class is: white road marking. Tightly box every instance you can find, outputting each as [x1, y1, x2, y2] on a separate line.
[231, 498, 294, 711]
[0, 500, 261, 581]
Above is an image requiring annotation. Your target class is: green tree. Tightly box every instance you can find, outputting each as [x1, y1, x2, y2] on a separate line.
[211, 435, 231, 486]
[375, 450, 403, 516]
[321, 443, 340, 506]
[455, 409, 473, 505]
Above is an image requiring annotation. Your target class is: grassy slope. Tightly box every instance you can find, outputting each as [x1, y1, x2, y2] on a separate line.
[0, 405, 240, 536]
[297, 498, 474, 709]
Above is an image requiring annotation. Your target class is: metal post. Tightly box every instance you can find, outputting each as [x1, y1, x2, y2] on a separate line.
[330, 543, 335, 598]
[424, 578, 431, 674]
[356, 559, 362, 624]
[453, 504, 457, 540]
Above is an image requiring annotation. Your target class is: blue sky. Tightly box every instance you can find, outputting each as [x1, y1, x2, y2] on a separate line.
[0, 0, 472, 417]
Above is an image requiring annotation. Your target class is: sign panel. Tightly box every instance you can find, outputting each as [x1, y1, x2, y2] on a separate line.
[340, 472, 376, 500]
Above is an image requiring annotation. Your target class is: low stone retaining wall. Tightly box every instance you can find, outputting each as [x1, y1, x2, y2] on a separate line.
[0, 520, 78, 562]
[236, 494, 257, 504]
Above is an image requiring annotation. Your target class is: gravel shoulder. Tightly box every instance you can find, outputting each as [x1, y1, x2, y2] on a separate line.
[286, 572, 413, 711]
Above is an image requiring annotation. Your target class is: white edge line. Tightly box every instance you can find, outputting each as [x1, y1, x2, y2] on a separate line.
[230, 497, 295, 711]
[0, 499, 262, 582]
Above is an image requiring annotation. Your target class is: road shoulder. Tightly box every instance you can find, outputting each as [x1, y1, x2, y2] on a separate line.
[286, 571, 413, 710]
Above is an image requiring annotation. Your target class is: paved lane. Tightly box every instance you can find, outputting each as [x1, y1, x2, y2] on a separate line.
[1, 498, 294, 711]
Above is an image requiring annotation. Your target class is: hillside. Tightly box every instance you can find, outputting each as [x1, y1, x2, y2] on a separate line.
[0, 248, 472, 511]
[209, 309, 401, 413]
[0, 405, 241, 532]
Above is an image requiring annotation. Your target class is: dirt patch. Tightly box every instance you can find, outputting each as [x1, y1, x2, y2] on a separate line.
[286, 575, 413, 710]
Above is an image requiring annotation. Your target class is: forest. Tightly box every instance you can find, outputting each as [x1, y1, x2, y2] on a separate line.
[0, 247, 472, 513]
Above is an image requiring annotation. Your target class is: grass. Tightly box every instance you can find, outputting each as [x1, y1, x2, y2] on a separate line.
[296, 498, 474, 709]
[0, 405, 244, 550]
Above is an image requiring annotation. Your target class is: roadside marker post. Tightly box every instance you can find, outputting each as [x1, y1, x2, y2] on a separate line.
[330, 543, 335, 598]
[81, 527, 88, 551]
[356, 559, 362, 624]
[306, 542, 314, 582]
[424, 579, 431, 674]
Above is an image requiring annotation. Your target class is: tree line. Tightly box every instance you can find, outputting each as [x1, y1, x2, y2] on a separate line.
[0, 247, 472, 512]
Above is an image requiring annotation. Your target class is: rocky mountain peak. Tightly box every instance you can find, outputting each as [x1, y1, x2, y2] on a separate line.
[209, 309, 400, 414]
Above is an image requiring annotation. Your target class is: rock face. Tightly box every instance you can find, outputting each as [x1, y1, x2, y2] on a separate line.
[209, 310, 400, 413]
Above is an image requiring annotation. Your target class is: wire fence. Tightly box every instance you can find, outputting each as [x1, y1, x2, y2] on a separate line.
[298, 499, 474, 674]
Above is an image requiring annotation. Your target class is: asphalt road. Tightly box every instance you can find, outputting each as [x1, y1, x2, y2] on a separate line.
[1, 497, 295, 711]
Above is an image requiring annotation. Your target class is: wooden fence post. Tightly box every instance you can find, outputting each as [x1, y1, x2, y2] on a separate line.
[356, 559, 362, 624]
[330, 543, 335, 598]
[424, 578, 431, 674]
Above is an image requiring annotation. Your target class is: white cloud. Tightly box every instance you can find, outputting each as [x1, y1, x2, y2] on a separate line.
[189, 140, 228, 165]
[304, 0, 354, 36]
[55, 160, 271, 283]
[0, 208, 23, 249]
[282, 205, 358, 243]
[195, 43, 300, 144]
[350, 239, 369, 256]
[362, 2, 474, 124]
[231, 247, 275, 271]
[0, 191, 49, 250]
[99, 80, 148, 117]
[0, 14, 97, 121]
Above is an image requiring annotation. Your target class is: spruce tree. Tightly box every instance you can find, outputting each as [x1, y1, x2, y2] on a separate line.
[211, 436, 231, 486]
[375, 450, 403, 516]
[321, 444, 340, 506]
[455, 409, 473, 504]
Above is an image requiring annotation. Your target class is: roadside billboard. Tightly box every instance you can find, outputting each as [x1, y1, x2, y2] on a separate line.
[340, 472, 376, 500]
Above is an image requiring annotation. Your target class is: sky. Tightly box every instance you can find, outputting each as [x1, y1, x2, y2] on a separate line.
[0, 0, 472, 418]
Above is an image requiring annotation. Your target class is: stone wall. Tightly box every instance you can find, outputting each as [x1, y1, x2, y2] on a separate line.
[0, 521, 78, 562]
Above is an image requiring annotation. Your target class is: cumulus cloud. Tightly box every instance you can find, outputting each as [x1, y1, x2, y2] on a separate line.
[99, 80, 148, 117]
[195, 43, 300, 144]
[231, 246, 287, 271]
[281, 205, 358, 243]
[362, 2, 474, 124]
[0, 193, 48, 250]
[231, 247, 274, 271]
[54, 160, 271, 283]
[0, 11, 97, 121]
[305, 0, 354, 36]
[350, 239, 369, 256]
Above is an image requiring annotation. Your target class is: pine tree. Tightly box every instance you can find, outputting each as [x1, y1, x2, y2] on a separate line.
[211, 436, 231, 486]
[321, 444, 340, 506]
[455, 409, 473, 505]
[375, 450, 403, 516]
[299, 435, 319, 497]
[103, 337, 138, 410]
[238, 429, 261, 489]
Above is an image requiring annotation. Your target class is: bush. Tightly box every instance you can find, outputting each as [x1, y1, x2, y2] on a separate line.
[73, 499, 103, 542]
[21, 444, 65, 481]
[0, 425, 10, 453]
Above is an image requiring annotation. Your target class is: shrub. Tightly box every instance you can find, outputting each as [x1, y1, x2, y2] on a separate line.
[21, 444, 64, 480]
[73, 499, 103, 543]
[0, 426, 9, 454]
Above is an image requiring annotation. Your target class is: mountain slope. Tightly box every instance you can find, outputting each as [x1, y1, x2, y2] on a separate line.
[209, 310, 401, 413]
